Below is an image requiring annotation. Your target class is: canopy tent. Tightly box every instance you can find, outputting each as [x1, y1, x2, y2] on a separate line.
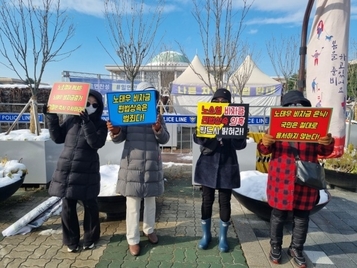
[228, 55, 283, 115]
[170, 55, 215, 114]
[170, 55, 282, 116]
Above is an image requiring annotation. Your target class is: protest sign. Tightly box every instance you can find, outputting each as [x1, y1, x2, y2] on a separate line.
[196, 102, 249, 139]
[269, 107, 332, 142]
[107, 90, 157, 126]
[47, 82, 90, 115]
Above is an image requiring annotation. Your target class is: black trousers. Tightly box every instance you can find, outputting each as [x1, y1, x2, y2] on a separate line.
[61, 197, 100, 247]
[270, 208, 310, 249]
[201, 186, 232, 222]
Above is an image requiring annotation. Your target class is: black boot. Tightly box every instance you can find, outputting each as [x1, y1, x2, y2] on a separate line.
[269, 209, 287, 264]
[288, 215, 309, 268]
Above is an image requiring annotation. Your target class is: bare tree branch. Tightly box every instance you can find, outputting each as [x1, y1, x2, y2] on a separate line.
[0, 0, 80, 134]
[103, 0, 165, 90]
[189, 0, 254, 91]
[228, 44, 260, 103]
[266, 34, 299, 92]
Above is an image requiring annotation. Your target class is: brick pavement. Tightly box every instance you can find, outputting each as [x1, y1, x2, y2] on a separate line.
[1, 161, 357, 267]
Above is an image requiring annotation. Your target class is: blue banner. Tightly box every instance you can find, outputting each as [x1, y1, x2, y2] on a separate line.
[69, 77, 140, 92]
[171, 84, 282, 96]
[0, 113, 44, 123]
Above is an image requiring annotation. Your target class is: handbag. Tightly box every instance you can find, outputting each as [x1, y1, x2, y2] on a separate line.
[289, 143, 326, 190]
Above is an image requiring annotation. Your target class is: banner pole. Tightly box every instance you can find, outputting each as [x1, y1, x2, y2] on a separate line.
[298, 0, 315, 92]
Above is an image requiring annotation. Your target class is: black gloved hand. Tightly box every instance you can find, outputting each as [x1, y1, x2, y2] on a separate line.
[42, 104, 50, 114]
[79, 110, 90, 123]
[42, 103, 58, 119]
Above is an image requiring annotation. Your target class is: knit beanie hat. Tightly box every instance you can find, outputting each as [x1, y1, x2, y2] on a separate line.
[212, 88, 232, 103]
[281, 90, 311, 107]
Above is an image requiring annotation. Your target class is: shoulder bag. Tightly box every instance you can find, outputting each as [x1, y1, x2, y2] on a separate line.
[289, 142, 326, 190]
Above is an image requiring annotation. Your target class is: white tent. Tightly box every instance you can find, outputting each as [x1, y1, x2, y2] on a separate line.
[228, 55, 282, 115]
[171, 55, 214, 90]
[171, 55, 217, 115]
[170, 55, 282, 116]
[230, 55, 281, 88]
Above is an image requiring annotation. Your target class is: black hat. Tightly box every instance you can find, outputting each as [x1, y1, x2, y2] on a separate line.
[212, 88, 231, 103]
[282, 90, 311, 107]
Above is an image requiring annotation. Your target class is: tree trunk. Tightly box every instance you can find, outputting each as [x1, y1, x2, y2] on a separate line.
[29, 96, 41, 135]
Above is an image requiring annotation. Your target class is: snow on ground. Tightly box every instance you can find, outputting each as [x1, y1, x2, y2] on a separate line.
[0, 160, 27, 188]
[234, 170, 329, 205]
[0, 129, 50, 141]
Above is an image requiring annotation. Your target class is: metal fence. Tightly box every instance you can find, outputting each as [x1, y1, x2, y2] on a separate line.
[0, 103, 47, 133]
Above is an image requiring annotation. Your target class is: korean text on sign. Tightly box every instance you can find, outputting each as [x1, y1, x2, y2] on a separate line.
[196, 102, 249, 139]
[269, 107, 332, 142]
[47, 82, 91, 115]
[106, 90, 157, 126]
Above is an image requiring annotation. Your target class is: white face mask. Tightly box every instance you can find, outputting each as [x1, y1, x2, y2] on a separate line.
[86, 105, 97, 115]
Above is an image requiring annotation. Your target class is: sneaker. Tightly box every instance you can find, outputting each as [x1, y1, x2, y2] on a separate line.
[67, 245, 80, 253]
[288, 246, 307, 268]
[269, 246, 282, 264]
[83, 243, 95, 250]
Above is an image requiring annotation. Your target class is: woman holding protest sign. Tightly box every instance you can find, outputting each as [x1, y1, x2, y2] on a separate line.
[44, 89, 107, 253]
[193, 88, 247, 253]
[106, 81, 170, 256]
[258, 90, 334, 267]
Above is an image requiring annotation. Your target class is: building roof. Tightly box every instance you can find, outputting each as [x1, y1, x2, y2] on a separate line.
[147, 51, 190, 66]
[0, 77, 25, 84]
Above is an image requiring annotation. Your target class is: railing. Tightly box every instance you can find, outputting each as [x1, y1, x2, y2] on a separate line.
[0, 103, 273, 153]
[0, 103, 265, 153]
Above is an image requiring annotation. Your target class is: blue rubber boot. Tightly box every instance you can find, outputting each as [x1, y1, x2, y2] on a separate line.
[198, 219, 211, 250]
[218, 220, 230, 252]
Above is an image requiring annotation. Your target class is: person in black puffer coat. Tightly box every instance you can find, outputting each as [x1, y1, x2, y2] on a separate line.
[44, 89, 107, 253]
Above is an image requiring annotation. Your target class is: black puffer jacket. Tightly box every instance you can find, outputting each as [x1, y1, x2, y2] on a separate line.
[47, 90, 107, 200]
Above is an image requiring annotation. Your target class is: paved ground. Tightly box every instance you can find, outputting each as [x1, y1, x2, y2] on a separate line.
[1, 154, 357, 267]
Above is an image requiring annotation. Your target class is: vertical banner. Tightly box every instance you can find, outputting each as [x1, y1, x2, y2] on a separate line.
[306, 0, 350, 157]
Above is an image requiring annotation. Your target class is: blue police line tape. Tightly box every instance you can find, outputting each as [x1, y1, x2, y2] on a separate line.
[0, 113, 269, 125]
[0, 113, 44, 123]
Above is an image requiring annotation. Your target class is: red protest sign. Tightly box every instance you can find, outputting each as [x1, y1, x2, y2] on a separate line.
[269, 107, 332, 142]
[47, 82, 91, 115]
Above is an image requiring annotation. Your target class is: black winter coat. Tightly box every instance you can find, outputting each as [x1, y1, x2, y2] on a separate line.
[47, 90, 107, 200]
[193, 135, 247, 189]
